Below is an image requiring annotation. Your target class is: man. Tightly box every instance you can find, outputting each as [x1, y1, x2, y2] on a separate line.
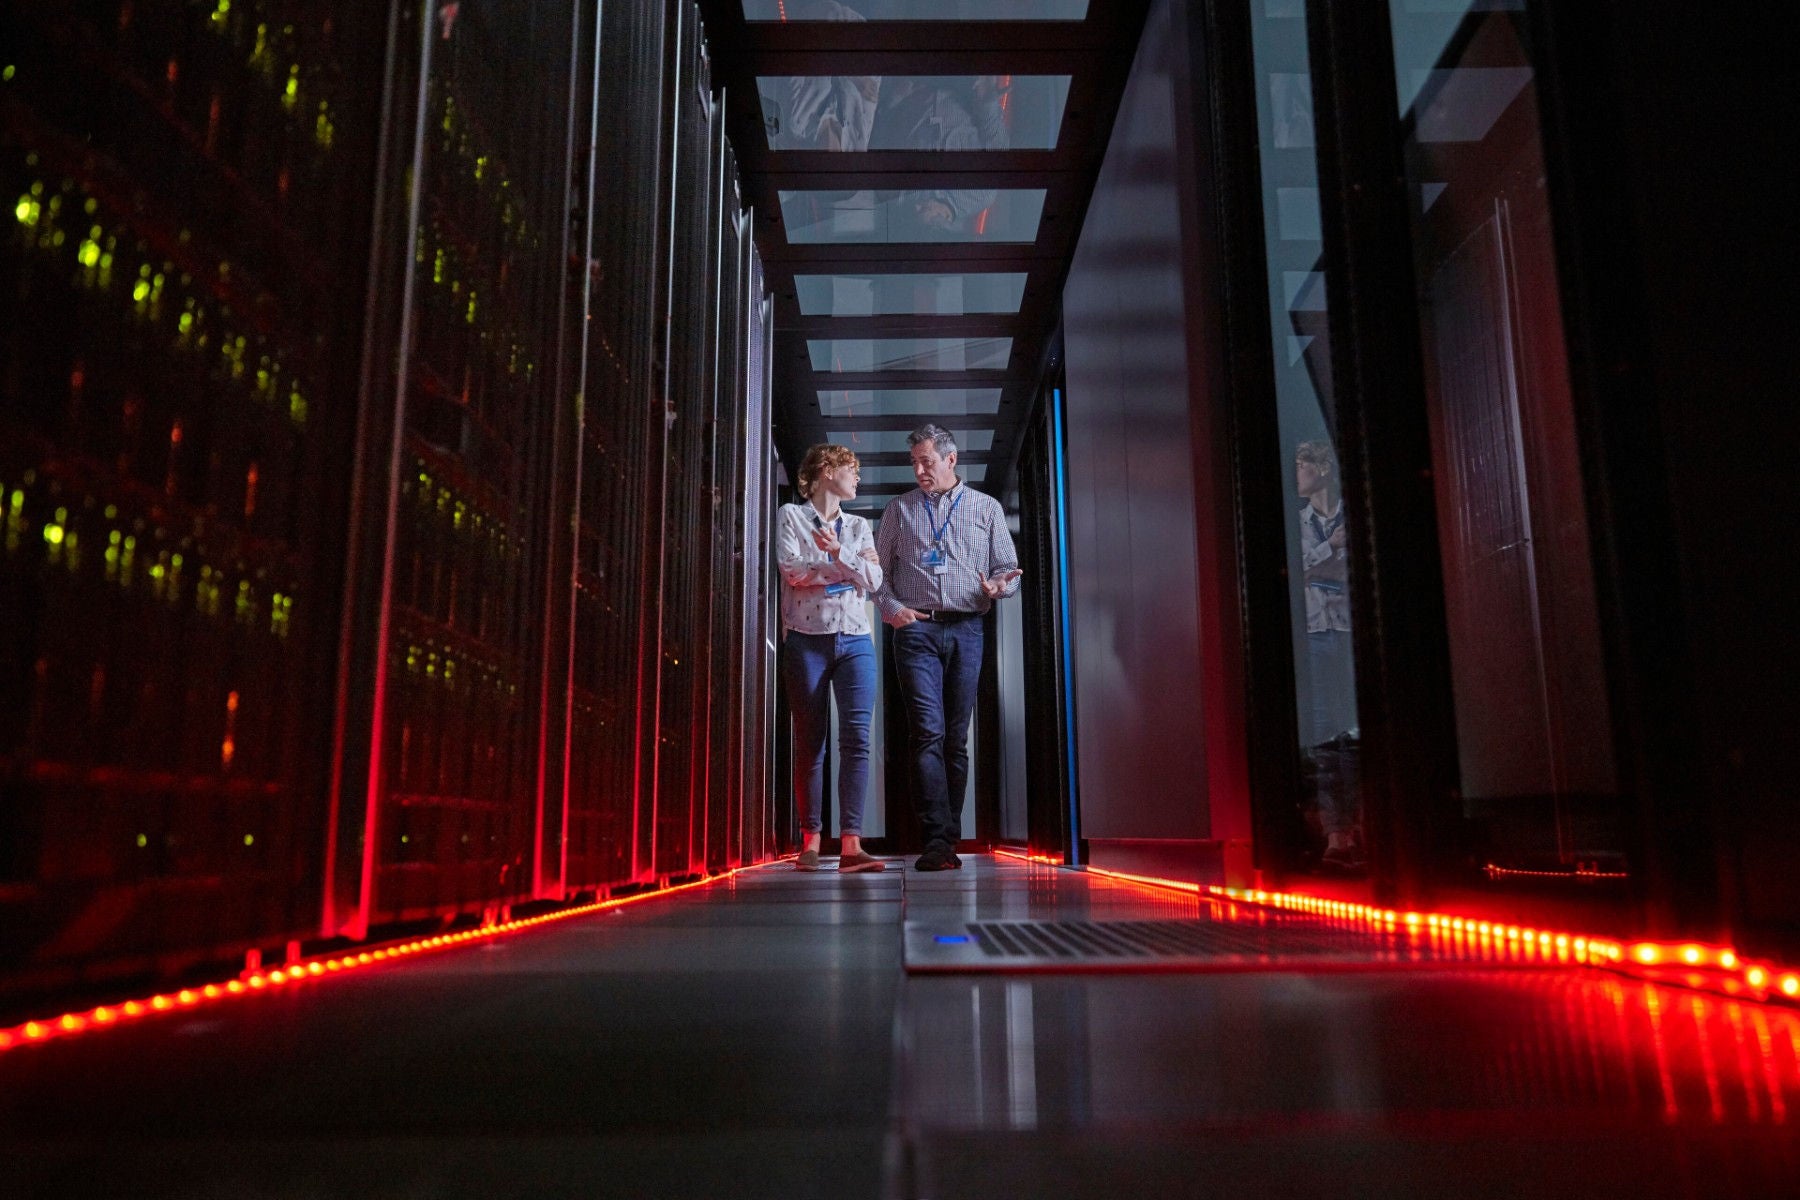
[869, 76, 1007, 235]
[874, 425, 1024, 870]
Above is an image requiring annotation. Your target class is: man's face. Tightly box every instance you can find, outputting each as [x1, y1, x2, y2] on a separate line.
[911, 441, 958, 492]
[1296, 457, 1324, 498]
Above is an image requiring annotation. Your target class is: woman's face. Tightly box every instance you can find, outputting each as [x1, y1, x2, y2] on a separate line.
[823, 462, 860, 501]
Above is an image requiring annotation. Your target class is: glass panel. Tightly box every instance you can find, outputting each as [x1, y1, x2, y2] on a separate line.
[808, 337, 1012, 372]
[827, 429, 995, 452]
[779, 189, 1046, 244]
[860, 464, 987, 485]
[743, 1, 1088, 20]
[818, 387, 1003, 416]
[795, 272, 1028, 316]
[758, 76, 1071, 152]
[1249, 0, 1365, 879]
[1386, 0, 1619, 875]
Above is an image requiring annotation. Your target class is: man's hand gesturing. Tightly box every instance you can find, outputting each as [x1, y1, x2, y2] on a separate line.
[980, 568, 1023, 599]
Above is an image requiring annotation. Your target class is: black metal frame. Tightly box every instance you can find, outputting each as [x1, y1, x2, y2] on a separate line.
[1290, 0, 1773, 945]
[1522, 5, 1799, 952]
[1301, 0, 1464, 909]
[1184, 0, 1307, 885]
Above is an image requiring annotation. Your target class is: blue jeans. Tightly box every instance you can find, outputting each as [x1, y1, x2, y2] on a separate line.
[781, 631, 877, 836]
[891, 617, 983, 851]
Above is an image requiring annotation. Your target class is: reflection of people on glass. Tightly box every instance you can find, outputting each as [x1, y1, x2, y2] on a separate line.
[1270, 72, 1315, 150]
[764, 2, 880, 152]
[872, 75, 1010, 234]
[1296, 440, 1361, 869]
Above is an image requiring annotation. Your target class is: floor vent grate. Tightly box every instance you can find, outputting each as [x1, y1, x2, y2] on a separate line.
[905, 918, 1502, 973]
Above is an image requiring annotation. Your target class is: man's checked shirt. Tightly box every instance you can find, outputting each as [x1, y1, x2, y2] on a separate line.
[873, 481, 1020, 618]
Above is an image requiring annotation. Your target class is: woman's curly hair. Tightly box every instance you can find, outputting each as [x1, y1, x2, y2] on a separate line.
[796, 443, 859, 499]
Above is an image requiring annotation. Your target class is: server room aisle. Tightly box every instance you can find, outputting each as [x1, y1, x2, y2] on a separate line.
[4, 858, 1800, 1199]
[0, 864, 908, 1198]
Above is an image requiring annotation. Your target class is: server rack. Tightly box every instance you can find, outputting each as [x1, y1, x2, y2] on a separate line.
[565, 0, 670, 896]
[652, 1, 704, 882]
[1013, 377, 1078, 862]
[327, 0, 578, 932]
[745, 257, 775, 868]
[0, 0, 387, 994]
[2, 0, 775, 1006]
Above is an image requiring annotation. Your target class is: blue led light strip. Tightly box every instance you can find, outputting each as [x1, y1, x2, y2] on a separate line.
[1051, 387, 1081, 865]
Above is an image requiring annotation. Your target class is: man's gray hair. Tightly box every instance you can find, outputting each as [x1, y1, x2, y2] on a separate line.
[907, 423, 957, 458]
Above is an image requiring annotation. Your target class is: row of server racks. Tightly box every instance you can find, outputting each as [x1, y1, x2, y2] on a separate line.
[0, 0, 778, 1008]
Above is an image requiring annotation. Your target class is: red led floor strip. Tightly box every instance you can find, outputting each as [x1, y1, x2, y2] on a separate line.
[1482, 862, 1631, 881]
[0, 860, 786, 1055]
[996, 851, 1800, 1007]
[993, 847, 1064, 867]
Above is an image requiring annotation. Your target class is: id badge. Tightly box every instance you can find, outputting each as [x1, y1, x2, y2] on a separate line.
[921, 546, 948, 575]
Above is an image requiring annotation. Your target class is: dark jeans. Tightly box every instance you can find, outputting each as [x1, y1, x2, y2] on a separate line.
[891, 617, 983, 851]
[781, 631, 877, 835]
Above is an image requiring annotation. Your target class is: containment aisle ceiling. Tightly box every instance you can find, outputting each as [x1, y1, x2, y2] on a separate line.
[696, 0, 1152, 515]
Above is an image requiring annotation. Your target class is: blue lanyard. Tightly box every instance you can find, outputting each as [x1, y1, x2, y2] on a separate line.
[928, 488, 964, 546]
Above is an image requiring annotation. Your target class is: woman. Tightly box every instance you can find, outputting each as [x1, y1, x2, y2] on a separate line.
[777, 444, 885, 872]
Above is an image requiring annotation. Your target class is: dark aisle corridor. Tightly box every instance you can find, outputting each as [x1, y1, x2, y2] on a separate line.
[4, 856, 1797, 1198]
[3, 2, 1796, 1195]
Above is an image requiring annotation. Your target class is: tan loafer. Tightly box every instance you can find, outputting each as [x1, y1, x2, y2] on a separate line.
[837, 850, 886, 873]
[795, 848, 821, 871]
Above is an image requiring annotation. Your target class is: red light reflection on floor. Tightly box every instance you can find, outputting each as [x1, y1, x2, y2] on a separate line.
[1479, 972, 1800, 1124]
[997, 849, 1800, 1011]
[0, 859, 786, 1056]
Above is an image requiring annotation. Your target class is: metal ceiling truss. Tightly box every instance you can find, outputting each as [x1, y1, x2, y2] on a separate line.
[696, 0, 1152, 506]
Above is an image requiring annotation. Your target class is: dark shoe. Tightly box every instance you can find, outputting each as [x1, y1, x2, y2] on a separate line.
[837, 851, 886, 873]
[795, 848, 821, 871]
[914, 847, 962, 872]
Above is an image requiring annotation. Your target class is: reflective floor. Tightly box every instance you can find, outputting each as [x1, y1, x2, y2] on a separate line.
[3, 857, 1797, 1197]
